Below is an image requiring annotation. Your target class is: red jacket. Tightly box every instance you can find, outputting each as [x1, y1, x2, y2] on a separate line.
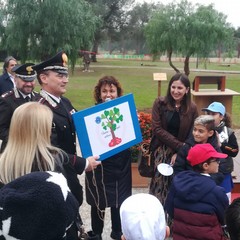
[173, 208, 227, 240]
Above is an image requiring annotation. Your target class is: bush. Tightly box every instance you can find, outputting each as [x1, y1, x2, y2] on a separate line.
[131, 111, 152, 162]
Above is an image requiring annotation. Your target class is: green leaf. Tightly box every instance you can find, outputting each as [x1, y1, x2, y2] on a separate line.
[104, 110, 109, 116]
[112, 124, 117, 131]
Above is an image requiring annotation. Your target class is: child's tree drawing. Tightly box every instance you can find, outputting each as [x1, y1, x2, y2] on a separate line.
[101, 107, 123, 147]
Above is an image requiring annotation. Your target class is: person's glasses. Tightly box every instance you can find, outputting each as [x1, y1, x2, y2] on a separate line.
[209, 159, 220, 164]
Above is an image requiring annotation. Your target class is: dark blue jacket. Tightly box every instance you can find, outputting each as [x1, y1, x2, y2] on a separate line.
[165, 171, 229, 239]
[165, 171, 229, 225]
[0, 72, 14, 95]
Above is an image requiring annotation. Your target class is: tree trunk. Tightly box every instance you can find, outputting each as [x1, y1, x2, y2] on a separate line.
[108, 40, 112, 54]
[184, 55, 190, 76]
[238, 42, 240, 58]
[91, 40, 99, 62]
[217, 44, 222, 58]
[196, 56, 199, 69]
[168, 50, 180, 73]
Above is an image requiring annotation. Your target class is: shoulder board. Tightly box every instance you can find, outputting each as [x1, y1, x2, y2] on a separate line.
[39, 90, 57, 108]
[1, 90, 18, 98]
[1, 91, 13, 98]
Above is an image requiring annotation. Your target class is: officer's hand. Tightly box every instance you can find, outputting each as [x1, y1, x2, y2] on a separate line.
[85, 156, 101, 172]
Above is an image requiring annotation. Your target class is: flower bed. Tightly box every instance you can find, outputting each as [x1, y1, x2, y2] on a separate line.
[131, 111, 152, 162]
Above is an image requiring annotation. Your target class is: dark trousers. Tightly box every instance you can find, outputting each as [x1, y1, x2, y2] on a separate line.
[91, 206, 121, 235]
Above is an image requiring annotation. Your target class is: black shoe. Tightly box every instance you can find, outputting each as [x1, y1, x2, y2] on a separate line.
[86, 231, 102, 240]
[110, 231, 122, 240]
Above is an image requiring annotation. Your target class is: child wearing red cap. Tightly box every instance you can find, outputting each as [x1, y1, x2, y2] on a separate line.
[165, 143, 229, 240]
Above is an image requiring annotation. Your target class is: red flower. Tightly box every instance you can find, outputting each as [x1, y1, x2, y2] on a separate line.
[131, 112, 152, 162]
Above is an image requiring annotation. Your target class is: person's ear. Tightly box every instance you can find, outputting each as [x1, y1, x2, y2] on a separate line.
[202, 162, 209, 171]
[39, 73, 48, 84]
[208, 130, 214, 138]
[165, 226, 170, 239]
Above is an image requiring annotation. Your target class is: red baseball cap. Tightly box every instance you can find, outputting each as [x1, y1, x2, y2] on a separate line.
[187, 143, 227, 166]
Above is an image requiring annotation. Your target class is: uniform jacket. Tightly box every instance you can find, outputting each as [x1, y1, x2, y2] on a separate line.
[0, 72, 14, 95]
[151, 96, 198, 152]
[165, 171, 229, 239]
[85, 149, 132, 208]
[33, 90, 86, 205]
[0, 88, 38, 152]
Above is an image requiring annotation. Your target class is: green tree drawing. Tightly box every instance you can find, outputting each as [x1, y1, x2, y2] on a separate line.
[101, 107, 123, 147]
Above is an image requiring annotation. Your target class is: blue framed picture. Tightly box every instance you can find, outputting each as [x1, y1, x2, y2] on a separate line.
[72, 93, 142, 160]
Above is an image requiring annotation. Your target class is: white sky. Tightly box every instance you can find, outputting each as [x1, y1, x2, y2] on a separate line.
[137, 0, 239, 29]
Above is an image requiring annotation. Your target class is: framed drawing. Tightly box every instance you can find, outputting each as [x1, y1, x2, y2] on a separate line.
[72, 93, 142, 161]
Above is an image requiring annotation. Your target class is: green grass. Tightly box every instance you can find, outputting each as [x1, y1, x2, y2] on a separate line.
[63, 59, 240, 126]
[3, 58, 240, 126]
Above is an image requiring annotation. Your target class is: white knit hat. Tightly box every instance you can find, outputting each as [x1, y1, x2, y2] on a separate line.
[120, 193, 166, 240]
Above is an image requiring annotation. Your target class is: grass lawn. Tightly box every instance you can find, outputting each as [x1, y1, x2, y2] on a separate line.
[63, 58, 240, 127]
[2, 58, 240, 126]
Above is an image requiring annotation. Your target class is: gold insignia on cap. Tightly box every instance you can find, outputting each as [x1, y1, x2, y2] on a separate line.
[26, 66, 33, 75]
[62, 53, 68, 67]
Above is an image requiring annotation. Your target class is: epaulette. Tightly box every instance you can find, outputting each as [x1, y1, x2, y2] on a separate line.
[1, 88, 20, 98]
[39, 90, 57, 108]
[1, 91, 13, 98]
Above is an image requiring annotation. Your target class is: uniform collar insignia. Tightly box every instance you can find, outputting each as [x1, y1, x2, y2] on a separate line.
[40, 90, 57, 108]
[13, 88, 21, 98]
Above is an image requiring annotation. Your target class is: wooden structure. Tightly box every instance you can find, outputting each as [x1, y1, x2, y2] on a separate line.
[193, 76, 226, 92]
[153, 73, 167, 97]
[191, 75, 240, 114]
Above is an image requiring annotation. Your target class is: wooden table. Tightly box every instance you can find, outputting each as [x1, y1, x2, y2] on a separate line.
[191, 88, 240, 115]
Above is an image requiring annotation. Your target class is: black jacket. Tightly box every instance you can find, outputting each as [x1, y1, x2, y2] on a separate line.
[174, 132, 225, 185]
[0, 88, 38, 152]
[215, 123, 239, 174]
[86, 149, 132, 209]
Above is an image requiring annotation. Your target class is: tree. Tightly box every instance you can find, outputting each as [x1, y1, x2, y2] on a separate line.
[1, 0, 98, 70]
[144, 2, 182, 72]
[85, 0, 133, 61]
[234, 27, 240, 58]
[100, 107, 123, 147]
[125, 2, 155, 54]
[145, 0, 234, 75]
[182, 4, 234, 74]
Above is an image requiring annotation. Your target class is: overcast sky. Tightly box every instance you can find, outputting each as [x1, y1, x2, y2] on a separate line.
[136, 0, 239, 29]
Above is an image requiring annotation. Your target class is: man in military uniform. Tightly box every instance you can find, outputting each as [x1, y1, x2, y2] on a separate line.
[32, 51, 101, 239]
[0, 63, 37, 152]
[32, 51, 100, 201]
